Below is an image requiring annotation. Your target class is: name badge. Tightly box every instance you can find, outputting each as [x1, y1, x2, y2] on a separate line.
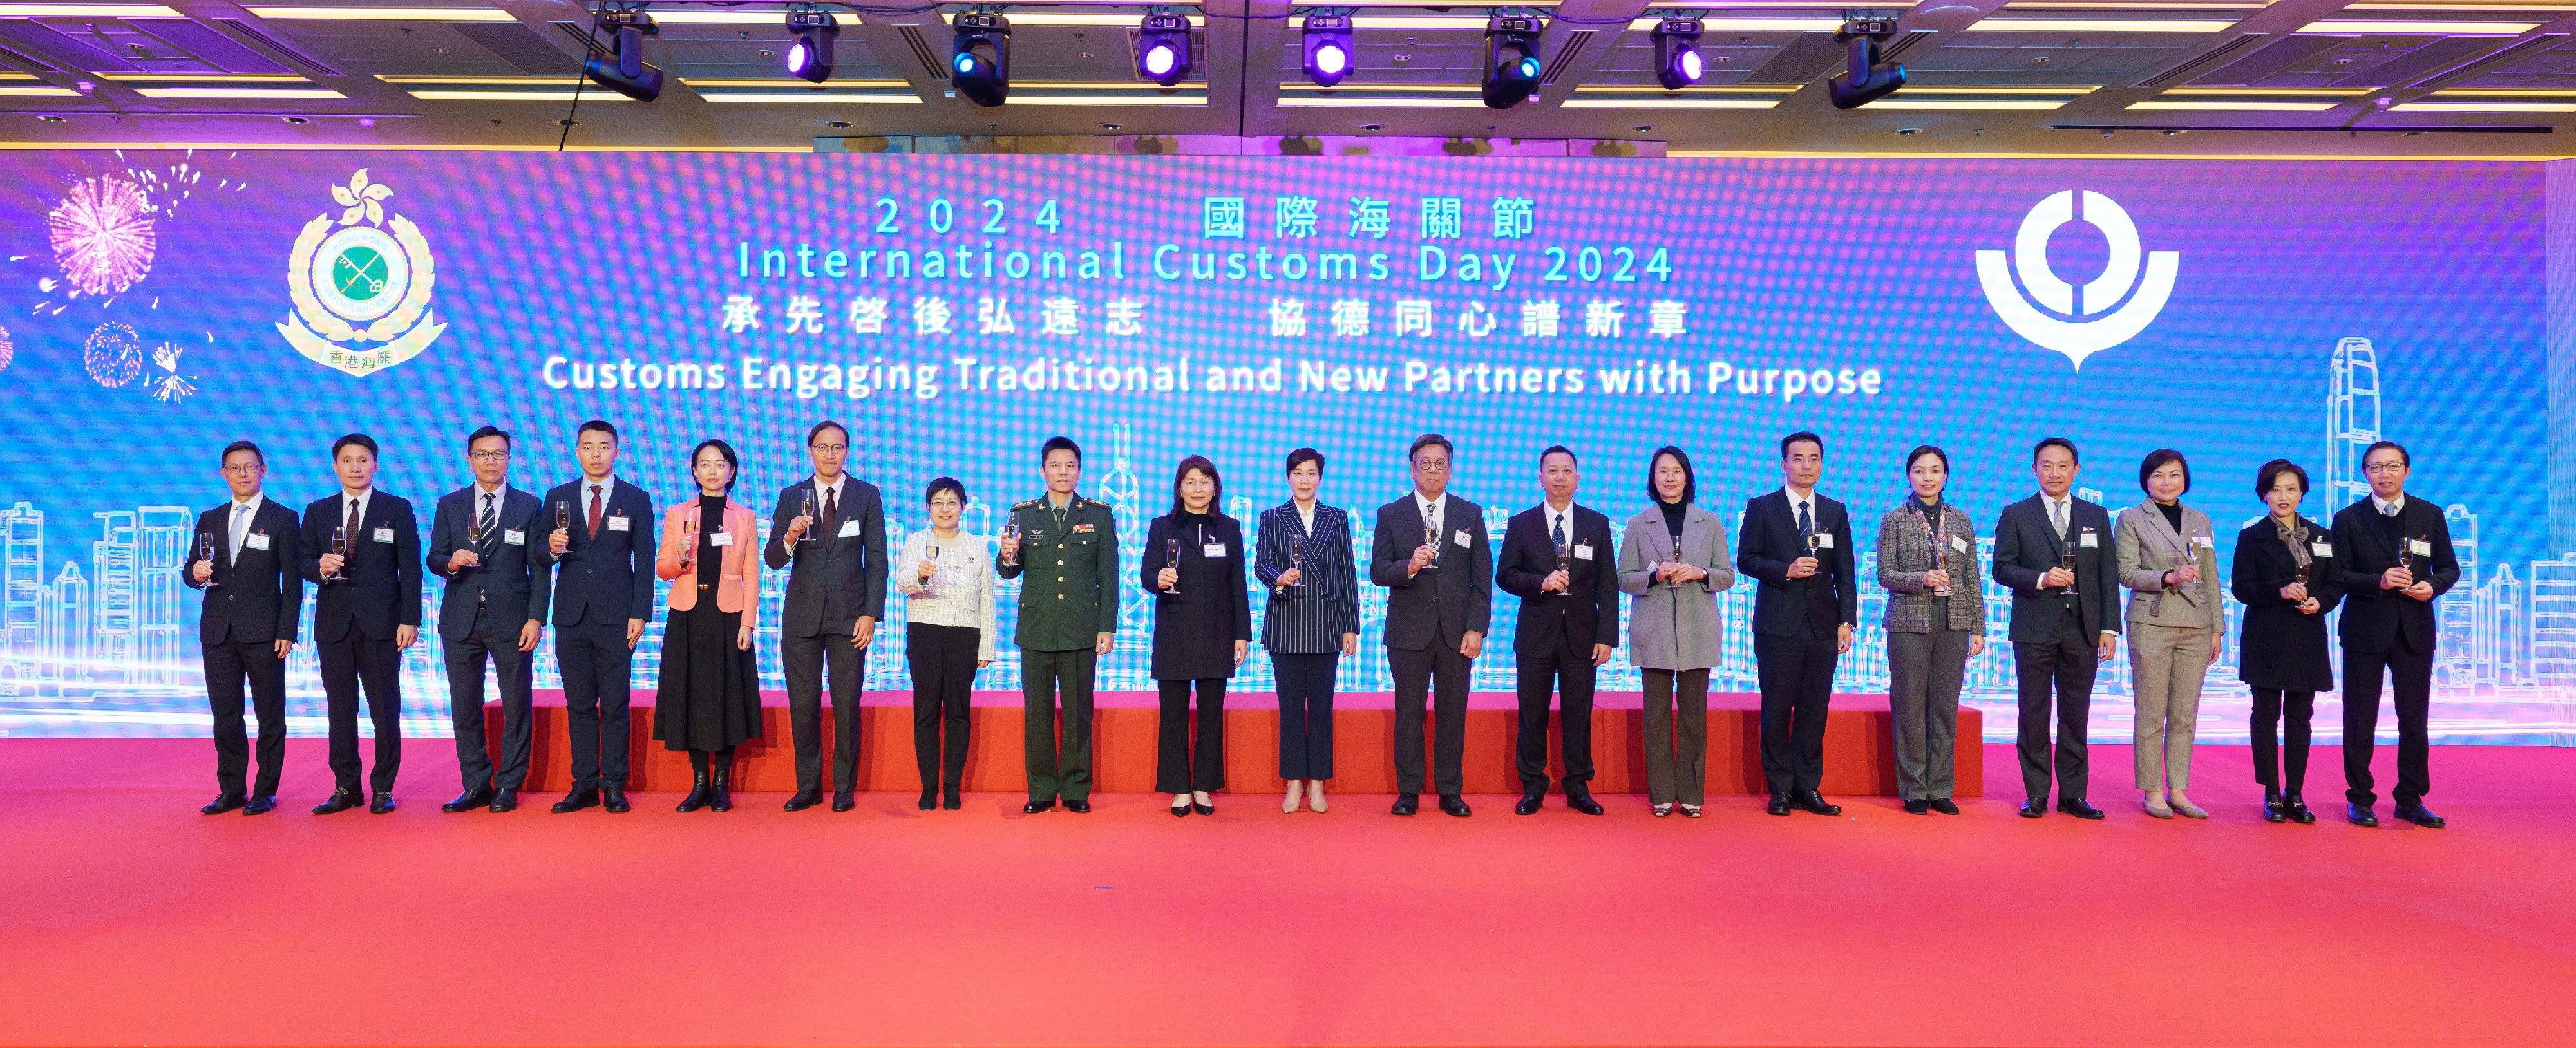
[1202, 543, 1227, 558]
[711, 532, 734, 548]
[1812, 533, 1835, 549]
[838, 519, 862, 538]
[245, 532, 270, 551]
[1948, 535, 1969, 554]
[372, 527, 395, 544]
[607, 515, 630, 532]
[2193, 534, 2215, 549]
[2410, 538, 2432, 557]
[504, 529, 526, 546]
[1452, 529, 1471, 548]
[2311, 541, 2333, 558]
[1574, 543, 1595, 561]
[2079, 532, 2099, 548]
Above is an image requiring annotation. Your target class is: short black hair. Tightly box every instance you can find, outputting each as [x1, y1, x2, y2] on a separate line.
[807, 420, 848, 447]
[1646, 445, 1696, 507]
[1780, 431, 1823, 458]
[466, 425, 511, 450]
[332, 433, 379, 460]
[219, 440, 264, 468]
[1905, 445, 1949, 475]
[690, 439, 741, 492]
[2033, 436, 2079, 465]
[1041, 436, 1082, 464]
[925, 476, 967, 505]
[1539, 445, 1577, 466]
[1170, 455, 1222, 515]
[2257, 459, 2311, 498]
[576, 419, 618, 443]
[1285, 447, 1326, 476]
[1408, 433, 1453, 461]
[2139, 448, 2192, 496]
[2363, 440, 2410, 469]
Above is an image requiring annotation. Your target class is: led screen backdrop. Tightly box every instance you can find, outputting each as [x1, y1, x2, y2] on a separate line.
[0, 152, 2564, 744]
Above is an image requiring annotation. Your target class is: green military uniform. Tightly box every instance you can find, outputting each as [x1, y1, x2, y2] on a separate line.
[997, 492, 1120, 803]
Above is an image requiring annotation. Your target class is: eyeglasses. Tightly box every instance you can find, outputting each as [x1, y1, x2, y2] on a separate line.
[2364, 462, 2407, 474]
[221, 463, 263, 474]
[469, 450, 511, 462]
[809, 443, 848, 454]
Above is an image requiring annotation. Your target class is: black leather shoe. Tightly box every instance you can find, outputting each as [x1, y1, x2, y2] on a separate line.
[2394, 802, 2447, 828]
[312, 788, 362, 815]
[551, 786, 600, 814]
[442, 784, 494, 813]
[1391, 793, 1419, 816]
[920, 789, 941, 811]
[602, 788, 630, 814]
[202, 793, 246, 816]
[783, 788, 821, 812]
[1515, 791, 1544, 816]
[2019, 799, 2047, 818]
[676, 773, 711, 813]
[368, 792, 397, 814]
[1929, 798, 1960, 816]
[1438, 794, 1471, 817]
[942, 788, 961, 810]
[1566, 792, 1605, 816]
[1903, 799, 1930, 815]
[2055, 799, 2105, 820]
[822, 790, 849, 812]
[2284, 794, 2315, 824]
[2347, 802, 2379, 827]
[1766, 794, 1792, 817]
[1065, 800, 1092, 813]
[1794, 791, 1842, 816]
[1022, 799, 1055, 814]
[2262, 788, 2288, 823]
[488, 789, 518, 813]
[243, 794, 276, 816]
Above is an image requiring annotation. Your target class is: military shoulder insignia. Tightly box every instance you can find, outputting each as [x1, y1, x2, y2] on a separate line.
[278, 168, 445, 377]
[1012, 498, 1041, 510]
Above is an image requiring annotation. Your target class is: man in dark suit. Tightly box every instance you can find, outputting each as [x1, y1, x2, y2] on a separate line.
[1989, 436, 2120, 820]
[182, 440, 303, 816]
[1370, 433, 1492, 817]
[298, 433, 421, 815]
[2329, 439, 2459, 829]
[1736, 431, 1855, 818]
[764, 420, 888, 812]
[1495, 445, 1619, 816]
[539, 420, 656, 814]
[426, 426, 551, 814]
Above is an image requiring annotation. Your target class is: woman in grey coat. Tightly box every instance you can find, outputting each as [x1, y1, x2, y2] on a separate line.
[1875, 445, 1987, 815]
[1617, 446, 1738, 817]
[2116, 448, 2226, 821]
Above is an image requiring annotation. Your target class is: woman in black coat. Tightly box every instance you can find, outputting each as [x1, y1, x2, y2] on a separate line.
[2230, 459, 2342, 824]
[1145, 455, 1252, 816]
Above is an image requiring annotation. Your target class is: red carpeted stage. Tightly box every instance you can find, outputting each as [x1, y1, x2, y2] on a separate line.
[3, 738, 2572, 1048]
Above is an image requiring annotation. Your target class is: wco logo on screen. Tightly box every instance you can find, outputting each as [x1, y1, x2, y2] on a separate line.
[1976, 190, 2179, 370]
[276, 168, 446, 377]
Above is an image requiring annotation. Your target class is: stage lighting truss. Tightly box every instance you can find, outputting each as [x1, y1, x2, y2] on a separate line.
[784, 6, 838, 84]
[1301, 11, 1353, 88]
[1826, 15, 1906, 110]
[1652, 17, 1703, 91]
[1135, 10, 1193, 86]
[951, 8, 1012, 107]
[582, 5, 664, 102]
[1482, 12, 1546, 110]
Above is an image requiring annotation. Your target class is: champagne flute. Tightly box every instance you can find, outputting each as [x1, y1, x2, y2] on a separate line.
[2058, 536, 2077, 587]
[466, 518, 484, 563]
[329, 523, 349, 584]
[1288, 543, 1305, 595]
[1553, 538, 1572, 595]
[922, 541, 941, 600]
[680, 514, 699, 569]
[1001, 519, 1020, 566]
[1423, 516, 1442, 571]
[1166, 538, 1182, 595]
[799, 491, 817, 545]
[198, 532, 220, 590]
[2292, 526, 2311, 588]
[1927, 511, 1951, 598]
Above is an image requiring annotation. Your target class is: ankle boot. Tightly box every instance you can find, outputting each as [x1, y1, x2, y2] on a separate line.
[710, 763, 734, 812]
[676, 771, 710, 813]
[2262, 786, 2288, 823]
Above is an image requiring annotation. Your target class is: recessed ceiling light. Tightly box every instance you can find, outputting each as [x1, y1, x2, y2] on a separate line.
[36, 113, 65, 122]
[1099, 121, 1121, 130]
[1361, 122, 1382, 131]
[1633, 124, 1652, 131]
[1897, 126, 1920, 135]
[283, 115, 308, 123]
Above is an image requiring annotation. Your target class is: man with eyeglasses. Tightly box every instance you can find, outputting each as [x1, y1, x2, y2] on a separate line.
[765, 419, 887, 812]
[2327, 440, 2459, 828]
[426, 426, 551, 814]
[182, 440, 304, 816]
[1369, 433, 1491, 818]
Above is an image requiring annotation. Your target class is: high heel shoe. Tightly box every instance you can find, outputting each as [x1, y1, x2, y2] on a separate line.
[919, 789, 938, 811]
[709, 765, 733, 813]
[2262, 787, 2289, 823]
[676, 771, 710, 813]
[1307, 788, 1327, 813]
[1171, 798, 1193, 818]
[1193, 801, 1215, 816]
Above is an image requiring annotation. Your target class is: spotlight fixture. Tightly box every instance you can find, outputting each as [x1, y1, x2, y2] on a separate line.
[1481, 13, 1544, 110]
[1135, 12, 1191, 86]
[1652, 17, 1702, 90]
[1825, 16, 1904, 110]
[1302, 13, 1352, 88]
[784, 8, 838, 84]
[951, 11, 1010, 108]
[582, 8, 663, 102]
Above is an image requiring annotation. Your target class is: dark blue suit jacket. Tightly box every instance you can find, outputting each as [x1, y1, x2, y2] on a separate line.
[183, 498, 304, 646]
[426, 485, 552, 642]
[298, 491, 422, 644]
[761, 477, 888, 638]
[538, 477, 656, 629]
[1735, 489, 1857, 639]
[1991, 493, 2122, 644]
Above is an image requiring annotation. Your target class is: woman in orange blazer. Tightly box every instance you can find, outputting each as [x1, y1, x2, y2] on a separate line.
[652, 439, 763, 813]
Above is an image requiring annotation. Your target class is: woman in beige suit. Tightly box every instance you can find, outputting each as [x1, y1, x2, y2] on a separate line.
[2114, 449, 2224, 820]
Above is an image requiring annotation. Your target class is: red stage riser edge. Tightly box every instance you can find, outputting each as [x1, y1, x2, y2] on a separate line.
[490, 690, 1982, 796]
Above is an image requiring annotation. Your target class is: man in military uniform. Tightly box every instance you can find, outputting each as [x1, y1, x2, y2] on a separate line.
[997, 435, 1121, 814]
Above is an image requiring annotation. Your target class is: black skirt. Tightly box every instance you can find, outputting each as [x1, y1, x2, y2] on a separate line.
[652, 601, 762, 751]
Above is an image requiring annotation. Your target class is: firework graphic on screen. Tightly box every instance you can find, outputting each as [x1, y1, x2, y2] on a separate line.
[0, 323, 14, 373]
[147, 339, 197, 403]
[46, 175, 158, 298]
[83, 321, 142, 388]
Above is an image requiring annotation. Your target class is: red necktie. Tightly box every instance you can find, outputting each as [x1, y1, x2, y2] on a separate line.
[587, 484, 603, 539]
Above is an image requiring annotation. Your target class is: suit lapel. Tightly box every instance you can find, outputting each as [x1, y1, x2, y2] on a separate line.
[2351, 501, 2398, 565]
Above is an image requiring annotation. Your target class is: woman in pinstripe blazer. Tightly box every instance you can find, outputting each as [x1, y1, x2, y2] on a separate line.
[1253, 447, 1360, 814]
[1875, 445, 1987, 815]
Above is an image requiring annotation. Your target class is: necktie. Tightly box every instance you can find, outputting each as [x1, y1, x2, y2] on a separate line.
[477, 492, 497, 550]
[1551, 512, 1566, 552]
[345, 497, 362, 553]
[587, 484, 603, 539]
[821, 484, 839, 543]
[2050, 499, 2067, 541]
[1796, 500, 1814, 541]
[228, 503, 250, 564]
